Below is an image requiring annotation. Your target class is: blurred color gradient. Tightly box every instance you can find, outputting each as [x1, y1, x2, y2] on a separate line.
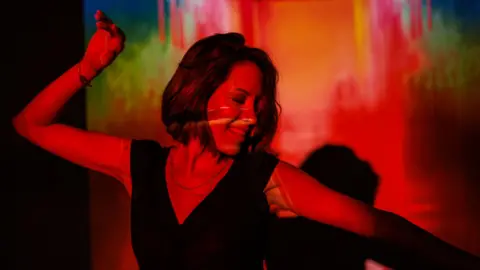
[84, 1, 480, 269]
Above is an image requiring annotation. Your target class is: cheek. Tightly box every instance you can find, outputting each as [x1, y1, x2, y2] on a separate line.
[209, 125, 226, 144]
[207, 108, 239, 123]
[208, 119, 243, 153]
[207, 100, 233, 146]
[207, 98, 242, 124]
[209, 124, 238, 154]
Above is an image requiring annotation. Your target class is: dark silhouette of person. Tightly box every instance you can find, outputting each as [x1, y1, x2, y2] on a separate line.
[266, 145, 379, 269]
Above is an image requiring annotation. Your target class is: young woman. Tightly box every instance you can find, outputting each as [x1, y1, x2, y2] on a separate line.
[13, 11, 479, 270]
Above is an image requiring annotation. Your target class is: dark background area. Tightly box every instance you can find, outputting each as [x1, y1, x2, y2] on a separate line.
[13, 1, 90, 270]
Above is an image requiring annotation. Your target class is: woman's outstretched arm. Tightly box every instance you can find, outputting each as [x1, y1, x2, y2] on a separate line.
[266, 161, 480, 269]
[13, 11, 133, 192]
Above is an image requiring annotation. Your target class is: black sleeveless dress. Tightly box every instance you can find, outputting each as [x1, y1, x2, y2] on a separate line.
[129, 139, 279, 270]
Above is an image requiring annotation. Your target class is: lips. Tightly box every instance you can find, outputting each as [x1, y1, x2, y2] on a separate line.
[229, 127, 247, 137]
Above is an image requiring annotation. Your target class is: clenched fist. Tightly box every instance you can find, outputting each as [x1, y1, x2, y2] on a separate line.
[80, 10, 125, 79]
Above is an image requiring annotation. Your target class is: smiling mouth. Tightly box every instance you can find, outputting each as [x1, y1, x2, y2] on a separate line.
[229, 127, 247, 136]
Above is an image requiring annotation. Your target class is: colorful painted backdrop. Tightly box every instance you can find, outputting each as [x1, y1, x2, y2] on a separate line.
[84, 0, 480, 269]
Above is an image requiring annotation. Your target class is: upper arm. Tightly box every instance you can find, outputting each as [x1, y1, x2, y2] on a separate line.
[268, 161, 376, 237]
[14, 122, 132, 191]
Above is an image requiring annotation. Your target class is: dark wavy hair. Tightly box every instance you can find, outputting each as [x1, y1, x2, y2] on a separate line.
[161, 33, 280, 152]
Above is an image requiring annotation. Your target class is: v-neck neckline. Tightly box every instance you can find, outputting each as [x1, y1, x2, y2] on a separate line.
[162, 148, 239, 226]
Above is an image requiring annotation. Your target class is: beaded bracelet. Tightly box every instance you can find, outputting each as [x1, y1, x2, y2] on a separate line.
[78, 63, 92, 87]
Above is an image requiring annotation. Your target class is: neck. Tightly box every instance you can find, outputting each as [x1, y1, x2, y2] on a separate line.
[171, 138, 230, 175]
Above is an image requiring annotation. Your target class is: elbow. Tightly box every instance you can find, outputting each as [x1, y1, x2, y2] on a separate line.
[12, 115, 37, 139]
[12, 115, 25, 136]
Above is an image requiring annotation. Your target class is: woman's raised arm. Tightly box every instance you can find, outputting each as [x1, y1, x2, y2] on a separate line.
[13, 11, 132, 191]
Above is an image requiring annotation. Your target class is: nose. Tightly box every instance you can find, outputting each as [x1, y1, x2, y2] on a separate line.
[239, 108, 257, 126]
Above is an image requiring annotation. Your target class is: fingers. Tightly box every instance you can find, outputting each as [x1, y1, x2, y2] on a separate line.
[93, 10, 125, 56]
[95, 11, 114, 36]
[276, 210, 298, 218]
[95, 10, 113, 25]
[113, 24, 126, 43]
[95, 22, 114, 36]
[94, 10, 124, 40]
[107, 25, 125, 53]
[269, 204, 298, 218]
[110, 24, 126, 46]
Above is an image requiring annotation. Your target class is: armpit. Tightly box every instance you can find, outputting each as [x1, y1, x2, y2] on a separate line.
[264, 170, 298, 218]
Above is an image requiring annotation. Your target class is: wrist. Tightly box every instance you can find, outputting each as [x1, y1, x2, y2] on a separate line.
[78, 59, 100, 82]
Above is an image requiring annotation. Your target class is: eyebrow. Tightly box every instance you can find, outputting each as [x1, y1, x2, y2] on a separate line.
[234, 88, 250, 95]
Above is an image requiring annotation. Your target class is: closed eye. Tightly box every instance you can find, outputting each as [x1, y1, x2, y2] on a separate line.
[232, 97, 246, 104]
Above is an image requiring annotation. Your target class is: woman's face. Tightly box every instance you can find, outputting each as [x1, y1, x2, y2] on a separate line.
[207, 61, 262, 156]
